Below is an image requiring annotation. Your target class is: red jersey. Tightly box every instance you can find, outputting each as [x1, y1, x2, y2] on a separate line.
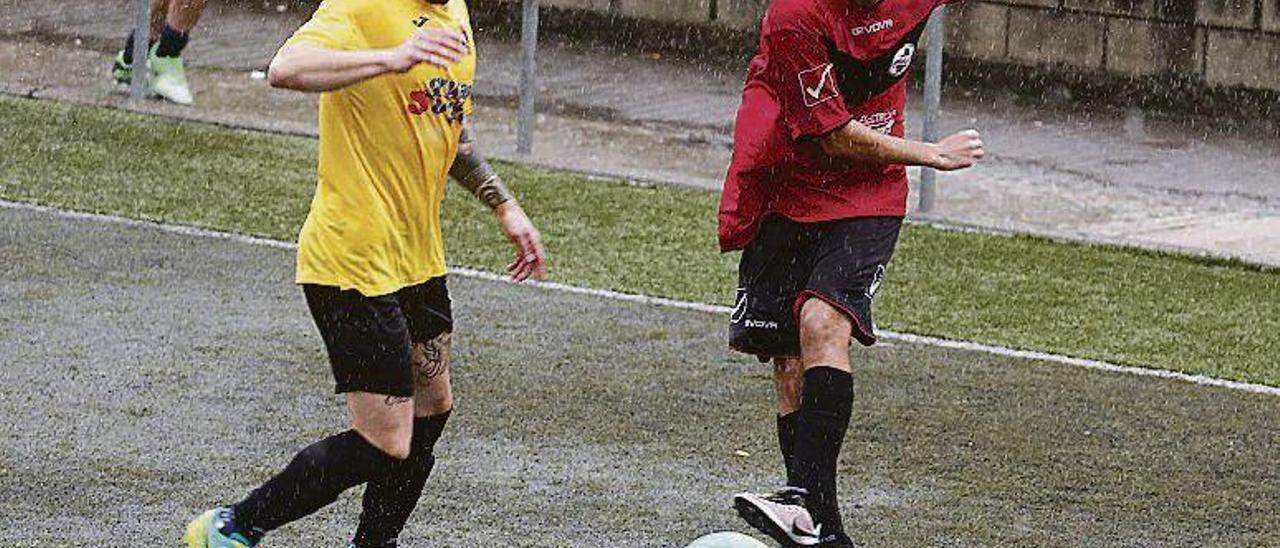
[719, 0, 952, 251]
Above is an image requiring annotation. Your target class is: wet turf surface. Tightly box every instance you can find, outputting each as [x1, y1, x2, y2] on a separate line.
[1, 207, 1276, 546]
[2, 96, 1279, 386]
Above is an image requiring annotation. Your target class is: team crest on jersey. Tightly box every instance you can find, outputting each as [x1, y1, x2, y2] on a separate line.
[407, 77, 471, 124]
[798, 63, 840, 107]
[888, 43, 916, 78]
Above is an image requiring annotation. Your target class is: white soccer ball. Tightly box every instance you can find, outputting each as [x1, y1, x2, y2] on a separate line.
[685, 531, 771, 548]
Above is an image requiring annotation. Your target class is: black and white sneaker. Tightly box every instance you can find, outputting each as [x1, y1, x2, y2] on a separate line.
[733, 487, 822, 546]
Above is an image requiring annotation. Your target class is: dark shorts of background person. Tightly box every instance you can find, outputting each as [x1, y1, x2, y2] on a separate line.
[303, 277, 453, 398]
[730, 215, 902, 361]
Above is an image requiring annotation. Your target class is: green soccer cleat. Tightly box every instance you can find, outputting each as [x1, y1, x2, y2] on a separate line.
[112, 51, 132, 87]
[148, 44, 193, 105]
[183, 508, 257, 548]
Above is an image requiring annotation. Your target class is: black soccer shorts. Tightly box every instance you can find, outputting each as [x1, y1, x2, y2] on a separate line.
[729, 215, 903, 360]
[303, 277, 453, 398]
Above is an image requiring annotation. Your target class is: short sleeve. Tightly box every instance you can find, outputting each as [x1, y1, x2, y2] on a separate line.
[284, 0, 359, 50]
[764, 29, 854, 141]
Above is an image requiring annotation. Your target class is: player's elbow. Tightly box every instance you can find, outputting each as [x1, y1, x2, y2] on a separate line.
[818, 133, 846, 158]
[266, 49, 306, 90]
[818, 130, 864, 160]
[266, 62, 297, 90]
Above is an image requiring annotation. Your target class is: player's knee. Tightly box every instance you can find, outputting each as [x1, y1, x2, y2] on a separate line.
[358, 425, 413, 461]
[376, 432, 413, 461]
[417, 393, 453, 417]
[798, 298, 852, 349]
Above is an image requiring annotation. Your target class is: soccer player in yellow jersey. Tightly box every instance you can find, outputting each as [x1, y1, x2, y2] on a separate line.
[182, 0, 546, 546]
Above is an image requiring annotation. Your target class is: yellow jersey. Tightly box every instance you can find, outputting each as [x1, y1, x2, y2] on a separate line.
[286, 0, 476, 296]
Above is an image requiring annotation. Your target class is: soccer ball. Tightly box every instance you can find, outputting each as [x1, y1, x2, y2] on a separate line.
[685, 531, 771, 548]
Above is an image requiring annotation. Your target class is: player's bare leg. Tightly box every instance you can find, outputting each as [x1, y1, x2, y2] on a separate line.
[184, 390, 412, 547]
[798, 299, 853, 372]
[162, 0, 209, 34]
[353, 333, 455, 547]
[738, 299, 856, 547]
[791, 298, 856, 545]
[348, 392, 416, 460]
[774, 357, 804, 485]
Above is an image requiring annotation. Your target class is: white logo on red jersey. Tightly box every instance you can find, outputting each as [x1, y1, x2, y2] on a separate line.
[857, 110, 897, 135]
[888, 43, 916, 77]
[851, 19, 894, 37]
[798, 64, 839, 107]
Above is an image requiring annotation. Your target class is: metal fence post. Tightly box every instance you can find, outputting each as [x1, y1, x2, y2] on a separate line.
[517, 0, 539, 155]
[918, 6, 945, 214]
[129, 0, 151, 99]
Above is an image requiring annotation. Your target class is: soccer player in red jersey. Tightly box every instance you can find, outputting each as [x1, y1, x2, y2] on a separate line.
[722, 0, 984, 545]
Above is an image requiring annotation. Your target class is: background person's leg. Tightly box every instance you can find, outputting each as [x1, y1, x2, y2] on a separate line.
[163, 0, 208, 35]
[116, 0, 167, 73]
[143, 0, 204, 104]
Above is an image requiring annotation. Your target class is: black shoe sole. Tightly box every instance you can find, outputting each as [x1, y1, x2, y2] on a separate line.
[735, 496, 801, 547]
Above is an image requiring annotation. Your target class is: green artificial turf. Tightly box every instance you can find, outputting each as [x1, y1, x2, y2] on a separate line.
[1, 95, 1277, 385]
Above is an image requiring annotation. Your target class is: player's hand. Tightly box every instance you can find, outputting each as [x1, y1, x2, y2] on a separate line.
[931, 129, 985, 171]
[385, 28, 470, 72]
[495, 201, 547, 282]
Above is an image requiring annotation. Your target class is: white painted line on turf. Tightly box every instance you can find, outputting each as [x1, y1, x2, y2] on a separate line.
[4, 198, 1277, 397]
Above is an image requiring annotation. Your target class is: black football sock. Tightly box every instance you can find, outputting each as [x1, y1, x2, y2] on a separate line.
[230, 430, 402, 540]
[353, 410, 452, 546]
[790, 366, 854, 535]
[777, 412, 799, 486]
[121, 30, 154, 64]
[154, 24, 190, 57]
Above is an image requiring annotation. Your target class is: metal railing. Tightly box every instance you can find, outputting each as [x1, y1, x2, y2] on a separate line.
[129, 0, 150, 99]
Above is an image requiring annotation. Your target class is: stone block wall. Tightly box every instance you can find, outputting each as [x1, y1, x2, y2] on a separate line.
[515, 0, 1280, 92]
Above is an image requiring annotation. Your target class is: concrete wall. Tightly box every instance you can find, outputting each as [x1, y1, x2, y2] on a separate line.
[519, 0, 1280, 92]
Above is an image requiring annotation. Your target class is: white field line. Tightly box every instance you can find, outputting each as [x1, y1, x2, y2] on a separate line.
[4, 198, 1278, 397]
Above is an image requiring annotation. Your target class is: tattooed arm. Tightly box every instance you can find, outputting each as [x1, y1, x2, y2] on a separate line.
[449, 124, 547, 281]
[451, 125, 513, 209]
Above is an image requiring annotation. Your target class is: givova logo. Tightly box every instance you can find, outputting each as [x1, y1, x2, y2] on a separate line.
[731, 289, 779, 329]
[407, 77, 471, 124]
[851, 19, 894, 36]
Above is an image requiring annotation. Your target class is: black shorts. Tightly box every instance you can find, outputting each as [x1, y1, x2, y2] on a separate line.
[729, 215, 902, 360]
[303, 277, 453, 398]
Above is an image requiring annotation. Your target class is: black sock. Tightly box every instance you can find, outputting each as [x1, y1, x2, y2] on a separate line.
[231, 430, 402, 540]
[353, 410, 452, 546]
[121, 30, 154, 64]
[790, 367, 854, 536]
[154, 24, 189, 58]
[777, 412, 799, 486]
